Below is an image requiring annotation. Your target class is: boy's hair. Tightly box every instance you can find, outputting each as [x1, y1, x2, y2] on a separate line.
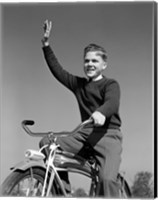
[84, 43, 107, 62]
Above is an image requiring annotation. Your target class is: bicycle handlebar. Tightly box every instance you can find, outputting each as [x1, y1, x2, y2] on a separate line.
[21, 118, 93, 138]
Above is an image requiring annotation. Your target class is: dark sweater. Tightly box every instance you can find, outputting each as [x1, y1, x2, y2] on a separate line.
[42, 46, 121, 130]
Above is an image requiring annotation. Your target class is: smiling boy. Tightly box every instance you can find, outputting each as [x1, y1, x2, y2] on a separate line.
[39, 20, 123, 197]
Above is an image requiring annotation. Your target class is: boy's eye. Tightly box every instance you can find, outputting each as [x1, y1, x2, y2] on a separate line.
[84, 59, 89, 63]
[84, 59, 98, 63]
[92, 59, 98, 63]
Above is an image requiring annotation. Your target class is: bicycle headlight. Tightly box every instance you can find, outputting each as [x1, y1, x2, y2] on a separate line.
[25, 149, 45, 160]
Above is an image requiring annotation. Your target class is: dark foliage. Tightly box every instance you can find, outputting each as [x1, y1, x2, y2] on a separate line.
[131, 171, 154, 198]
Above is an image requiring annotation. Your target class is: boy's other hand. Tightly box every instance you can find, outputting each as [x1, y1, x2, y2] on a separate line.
[42, 20, 52, 46]
[91, 111, 106, 126]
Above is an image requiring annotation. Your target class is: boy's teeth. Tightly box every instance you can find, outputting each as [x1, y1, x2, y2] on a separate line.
[88, 68, 95, 70]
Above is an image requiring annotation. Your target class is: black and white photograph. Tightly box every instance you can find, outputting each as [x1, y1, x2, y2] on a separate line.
[0, 1, 156, 198]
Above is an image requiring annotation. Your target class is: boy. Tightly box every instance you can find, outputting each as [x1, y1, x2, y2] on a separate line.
[40, 20, 123, 197]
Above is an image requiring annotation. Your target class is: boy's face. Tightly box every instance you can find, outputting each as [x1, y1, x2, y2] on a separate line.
[84, 51, 107, 81]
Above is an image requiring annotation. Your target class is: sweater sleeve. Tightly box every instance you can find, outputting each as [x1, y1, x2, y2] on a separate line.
[96, 80, 121, 118]
[42, 45, 78, 92]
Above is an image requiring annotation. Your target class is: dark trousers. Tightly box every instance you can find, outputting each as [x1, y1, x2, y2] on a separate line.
[39, 126, 123, 197]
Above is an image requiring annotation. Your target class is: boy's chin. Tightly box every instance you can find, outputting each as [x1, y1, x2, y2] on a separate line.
[86, 73, 95, 78]
[86, 75, 94, 80]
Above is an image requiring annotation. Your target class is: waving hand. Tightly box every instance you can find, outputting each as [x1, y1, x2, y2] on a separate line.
[41, 20, 52, 46]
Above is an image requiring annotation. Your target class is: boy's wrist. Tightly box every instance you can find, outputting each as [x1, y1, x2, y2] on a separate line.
[42, 38, 49, 47]
[43, 41, 49, 47]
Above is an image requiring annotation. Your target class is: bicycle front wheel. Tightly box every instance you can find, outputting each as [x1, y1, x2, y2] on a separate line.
[1, 167, 59, 196]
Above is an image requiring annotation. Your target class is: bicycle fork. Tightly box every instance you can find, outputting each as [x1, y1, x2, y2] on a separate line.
[42, 143, 57, 196]
[41, 143, 67, 197]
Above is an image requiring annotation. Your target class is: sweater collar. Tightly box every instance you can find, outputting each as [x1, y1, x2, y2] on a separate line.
[87, 75, 107, 84]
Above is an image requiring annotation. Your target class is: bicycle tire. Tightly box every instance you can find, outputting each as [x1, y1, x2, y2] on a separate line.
[1, 167, 61, 196]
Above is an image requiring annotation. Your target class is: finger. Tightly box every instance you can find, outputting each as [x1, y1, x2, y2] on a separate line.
[47, 21, 52, 33]
[92, 117, 98, 125]
[46, 19, 49, 30]
[49, 21, 52, 29]
[89, 117, 94, 124]
[43, 20, 47, 31]
[45, 19, 48, 26]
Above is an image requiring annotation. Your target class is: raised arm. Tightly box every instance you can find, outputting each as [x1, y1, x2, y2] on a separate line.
[41, 20, 81, 92]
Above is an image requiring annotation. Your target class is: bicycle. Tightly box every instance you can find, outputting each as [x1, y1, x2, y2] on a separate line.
[1, 119, 131, 197]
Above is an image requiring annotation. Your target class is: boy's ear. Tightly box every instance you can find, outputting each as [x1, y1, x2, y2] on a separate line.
[103, 62, 107, 69]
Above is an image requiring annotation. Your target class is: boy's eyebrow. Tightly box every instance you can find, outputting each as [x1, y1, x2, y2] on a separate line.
[96, 52, 103, 57]
[84, 58, 99, 62]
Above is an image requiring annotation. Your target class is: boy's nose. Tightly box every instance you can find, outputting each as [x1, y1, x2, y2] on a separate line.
[87, 60, 93, 65]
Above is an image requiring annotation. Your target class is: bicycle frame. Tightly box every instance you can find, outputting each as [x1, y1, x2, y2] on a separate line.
[23, 141, 98, 197]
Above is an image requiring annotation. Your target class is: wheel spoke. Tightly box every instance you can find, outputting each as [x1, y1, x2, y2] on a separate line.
[32, 180, 42, 196]
[9, 175, 42, 196]
[1, 168, 59, 197]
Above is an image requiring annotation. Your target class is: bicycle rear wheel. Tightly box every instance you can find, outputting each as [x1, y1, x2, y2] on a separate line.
[1, 167, 61, 196]
[118, 174, 132, 198]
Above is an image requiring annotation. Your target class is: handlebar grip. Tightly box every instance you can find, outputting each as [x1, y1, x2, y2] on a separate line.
[22, 120, 35, 126]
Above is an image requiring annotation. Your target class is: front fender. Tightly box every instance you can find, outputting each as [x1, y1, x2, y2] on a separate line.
[10, 159, 46, 172]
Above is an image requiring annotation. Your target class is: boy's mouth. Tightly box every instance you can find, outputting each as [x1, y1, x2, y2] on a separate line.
[86, 67, 96, 72]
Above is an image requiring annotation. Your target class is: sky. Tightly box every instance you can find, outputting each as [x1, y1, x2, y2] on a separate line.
[0, 2, 155, 190]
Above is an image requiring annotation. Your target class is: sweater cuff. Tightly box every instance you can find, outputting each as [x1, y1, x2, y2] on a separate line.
[42, 45, 51, 51]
